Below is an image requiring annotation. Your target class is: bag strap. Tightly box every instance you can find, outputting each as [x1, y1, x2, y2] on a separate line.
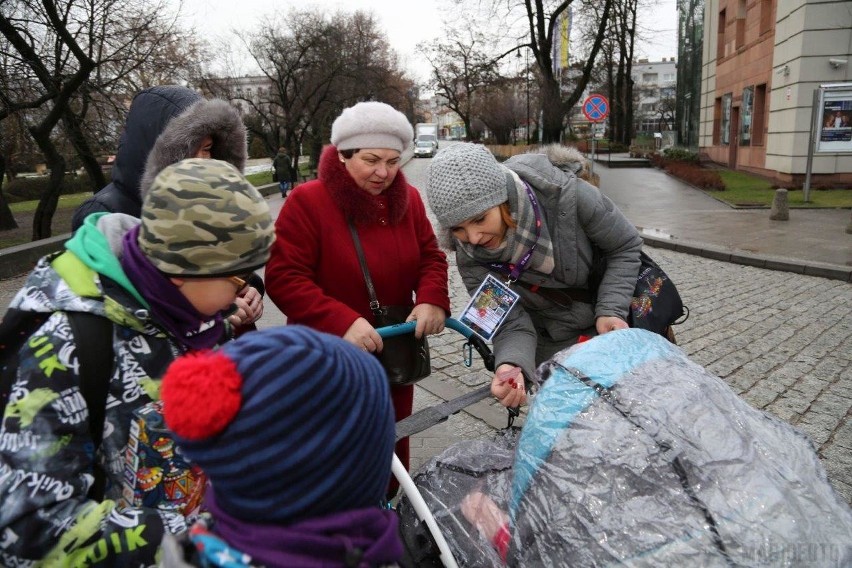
[67, 311, 114, 501]
[512, 279, 594, 306]
[348, 222, 382, 315]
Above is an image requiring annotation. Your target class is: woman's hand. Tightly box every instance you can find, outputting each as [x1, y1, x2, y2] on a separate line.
[227, 286, 264, 326]
[595, 315, 628, 335]
[491, 364, 527, 408]
[407, 303, 446, 338]
[343, 317, 384, 353]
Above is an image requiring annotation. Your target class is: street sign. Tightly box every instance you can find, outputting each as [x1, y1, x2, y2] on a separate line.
[582, 94, 610, 122]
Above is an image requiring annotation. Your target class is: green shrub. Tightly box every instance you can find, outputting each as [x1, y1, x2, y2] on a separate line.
[662, 147, 699, 163]
[3, 173, 103, 203]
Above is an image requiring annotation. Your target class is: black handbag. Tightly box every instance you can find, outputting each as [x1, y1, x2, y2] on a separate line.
[349, 223, 431, 386]
[591, 249, 688, 342]
[627, 252, 688, 341]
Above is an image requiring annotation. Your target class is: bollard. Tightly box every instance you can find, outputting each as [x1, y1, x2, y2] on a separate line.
[770, 188, 789, 221]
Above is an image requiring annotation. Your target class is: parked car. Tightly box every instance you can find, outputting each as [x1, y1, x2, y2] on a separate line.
[413, 140, 436, 158]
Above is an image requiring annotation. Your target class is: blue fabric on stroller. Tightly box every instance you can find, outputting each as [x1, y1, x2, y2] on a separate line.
[398, 329, 852, 567]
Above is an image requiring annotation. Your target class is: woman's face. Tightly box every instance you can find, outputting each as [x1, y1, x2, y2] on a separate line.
[340, 149, 401, 195]
[194, 135, 213, 159]
[172, 274, 249, 316]
[451, 206, 508, 249]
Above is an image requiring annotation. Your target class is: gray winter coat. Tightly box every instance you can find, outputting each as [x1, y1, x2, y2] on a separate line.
[456, 146, 642, 382]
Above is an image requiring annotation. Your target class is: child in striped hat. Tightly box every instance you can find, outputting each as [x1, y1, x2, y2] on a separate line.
[159, 325, 403, 567]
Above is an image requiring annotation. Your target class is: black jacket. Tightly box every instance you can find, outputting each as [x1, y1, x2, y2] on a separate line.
[71, 85, 202, 229]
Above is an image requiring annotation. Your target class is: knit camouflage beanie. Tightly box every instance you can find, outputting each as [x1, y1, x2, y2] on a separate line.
[139, 158, 273, 277]
[427, 143, 510, 229]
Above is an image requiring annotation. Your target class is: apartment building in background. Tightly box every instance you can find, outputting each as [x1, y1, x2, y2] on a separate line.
[698, 0, 852, 184]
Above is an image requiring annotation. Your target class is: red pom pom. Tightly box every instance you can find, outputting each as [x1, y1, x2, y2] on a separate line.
[161, 351, 242, 440]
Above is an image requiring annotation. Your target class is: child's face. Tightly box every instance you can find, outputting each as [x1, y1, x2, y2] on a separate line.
[172, 274, 249, 316]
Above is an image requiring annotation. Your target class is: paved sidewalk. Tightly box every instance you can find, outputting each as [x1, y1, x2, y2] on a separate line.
[596, 164, 852, 281]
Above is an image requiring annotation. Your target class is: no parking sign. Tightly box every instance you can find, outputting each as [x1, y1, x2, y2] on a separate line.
[582, 94, 610, 122]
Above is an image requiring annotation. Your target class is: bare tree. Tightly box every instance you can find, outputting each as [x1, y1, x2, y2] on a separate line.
[0, 0, 200, 239]
[419, 28, 498, 141]
[204, 8, 412, 171]
[482, 0, 613, 143]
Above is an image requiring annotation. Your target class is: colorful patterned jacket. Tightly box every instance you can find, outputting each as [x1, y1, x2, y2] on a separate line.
[0, 213, 202, 566]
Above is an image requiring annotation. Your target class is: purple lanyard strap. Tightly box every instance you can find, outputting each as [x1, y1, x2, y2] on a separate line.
[488, 181, 542, 283]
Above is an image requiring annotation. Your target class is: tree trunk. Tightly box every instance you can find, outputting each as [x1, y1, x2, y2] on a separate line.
[63, 110, 106, 189]
[28, 126, 64, 241]
[0, 153, 18, 230]
[540, 77, 563, 144]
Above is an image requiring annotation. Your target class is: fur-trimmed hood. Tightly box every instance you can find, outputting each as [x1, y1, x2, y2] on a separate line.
[317, 145, 410, 225]
[139, 98, 247, 198]
[529, 144, 593, 182]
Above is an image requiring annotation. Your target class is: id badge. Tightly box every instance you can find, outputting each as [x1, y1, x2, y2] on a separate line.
[459, 274, 520, 342]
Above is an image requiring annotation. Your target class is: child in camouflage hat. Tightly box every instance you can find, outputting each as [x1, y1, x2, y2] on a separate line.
[0, 158, 273, 566]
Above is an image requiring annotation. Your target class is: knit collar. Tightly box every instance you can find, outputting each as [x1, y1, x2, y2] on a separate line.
[197, 491, 403, 567]
[318, 144, 409, 225]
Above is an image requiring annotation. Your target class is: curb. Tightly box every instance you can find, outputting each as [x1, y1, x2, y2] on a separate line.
[640, 231, 852, 283]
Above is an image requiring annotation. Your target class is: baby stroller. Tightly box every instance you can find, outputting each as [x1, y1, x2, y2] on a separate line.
[379, 326, 852, 567]
[377, 317, 507, 568]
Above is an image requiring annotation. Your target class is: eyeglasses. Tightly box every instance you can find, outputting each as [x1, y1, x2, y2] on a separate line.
[228, 275, 250, 294]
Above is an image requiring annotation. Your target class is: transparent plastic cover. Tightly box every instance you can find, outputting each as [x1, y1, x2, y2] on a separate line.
[398, 329, 852, 567]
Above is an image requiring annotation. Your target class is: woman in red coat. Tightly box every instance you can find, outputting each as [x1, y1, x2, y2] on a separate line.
[265, 102, 450, 483]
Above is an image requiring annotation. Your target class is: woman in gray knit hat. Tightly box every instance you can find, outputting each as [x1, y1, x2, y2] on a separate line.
[427, 143, 642, 409]
[265, 101, 450, 486]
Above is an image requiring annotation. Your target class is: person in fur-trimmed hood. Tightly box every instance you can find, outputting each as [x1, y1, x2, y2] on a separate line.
[264, 102, 450, 484]
[426, 143, 643, 410]
[137, 97, 247, 197]
[72, 85, 203, 230]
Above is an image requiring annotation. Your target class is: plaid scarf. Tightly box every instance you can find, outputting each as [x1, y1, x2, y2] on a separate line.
[459, 169, 555, 276]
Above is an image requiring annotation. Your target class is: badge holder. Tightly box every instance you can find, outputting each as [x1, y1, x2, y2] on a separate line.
[458, 274, 520, 342]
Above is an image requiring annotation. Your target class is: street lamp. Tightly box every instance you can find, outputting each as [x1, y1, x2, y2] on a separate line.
[517, 48, 532, 145]
[525, 48, 531, 145]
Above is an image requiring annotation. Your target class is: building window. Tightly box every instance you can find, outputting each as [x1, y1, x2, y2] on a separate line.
[736, 0, 746, 49]
[759, 0, 773, 35]
[721, 93, 732, 145]
[643, 73, 658, 83]
[752, 84, 767, 145]
[717, 9, 727, 60]
[741, 87, 753, 146]
[713, 97, 722, 145]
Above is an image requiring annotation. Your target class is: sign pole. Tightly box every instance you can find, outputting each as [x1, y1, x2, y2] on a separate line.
[803, 87, 820, 203]
[582, 94, 610, 182]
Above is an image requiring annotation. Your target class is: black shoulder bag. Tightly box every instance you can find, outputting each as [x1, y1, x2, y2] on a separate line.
[591, 248, 688, 343]
[348, 223, 431, 386]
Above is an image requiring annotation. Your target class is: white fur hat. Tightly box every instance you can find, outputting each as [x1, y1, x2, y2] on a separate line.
[330, 101, 413, 153]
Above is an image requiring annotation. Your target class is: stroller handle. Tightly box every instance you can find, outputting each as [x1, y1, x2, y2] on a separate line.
[375, 317, 470, 339]
[376, 318, 495, 373]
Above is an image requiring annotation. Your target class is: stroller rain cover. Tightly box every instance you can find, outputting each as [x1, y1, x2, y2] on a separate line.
[398, 329, 852, 567]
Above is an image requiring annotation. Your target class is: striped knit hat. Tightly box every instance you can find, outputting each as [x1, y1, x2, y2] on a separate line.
[161, 325, 395, 524]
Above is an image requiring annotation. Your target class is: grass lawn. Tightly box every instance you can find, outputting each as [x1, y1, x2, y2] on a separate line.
[712, 170, 852, 208]
[0, 174, 281, 249]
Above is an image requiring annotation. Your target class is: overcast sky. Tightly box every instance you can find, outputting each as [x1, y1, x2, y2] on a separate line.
[178, 0, 679, 83]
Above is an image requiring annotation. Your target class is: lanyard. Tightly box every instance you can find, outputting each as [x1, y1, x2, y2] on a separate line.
[488, 181, 542, 284]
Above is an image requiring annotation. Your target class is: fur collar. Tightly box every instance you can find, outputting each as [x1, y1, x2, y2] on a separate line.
[139, 99, 247, 198]
[318, 145, 409, 225]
